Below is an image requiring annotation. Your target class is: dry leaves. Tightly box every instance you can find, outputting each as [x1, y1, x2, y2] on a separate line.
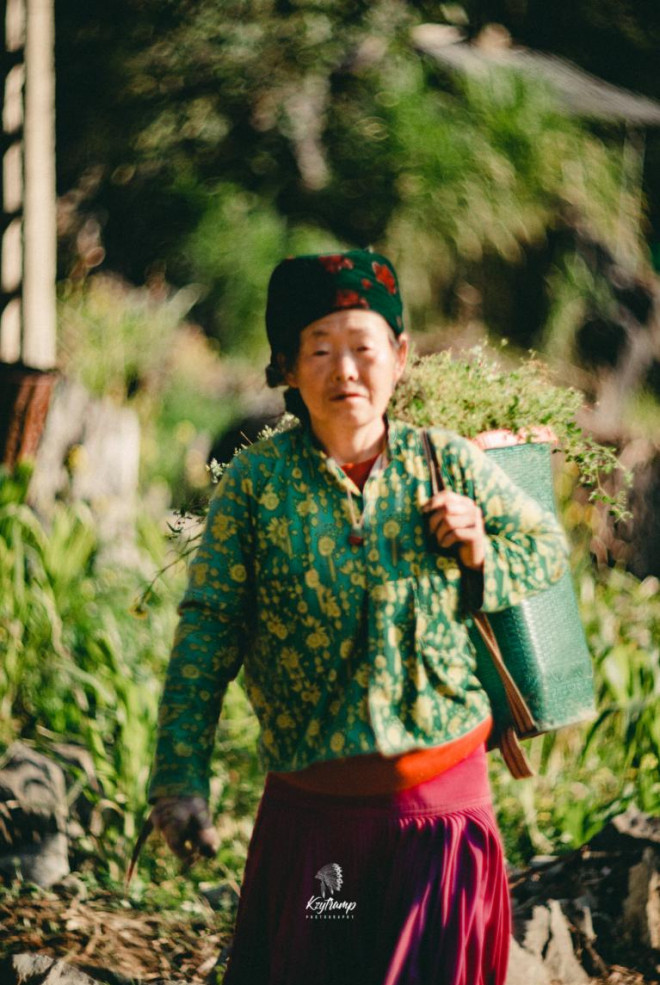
[0, 888, 230, 982]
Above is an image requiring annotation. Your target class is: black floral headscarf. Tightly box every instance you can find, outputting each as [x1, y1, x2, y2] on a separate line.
[266, 249, 404, 365]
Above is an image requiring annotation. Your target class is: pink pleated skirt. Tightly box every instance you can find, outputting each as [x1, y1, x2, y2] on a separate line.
[221, 745, 510, 985]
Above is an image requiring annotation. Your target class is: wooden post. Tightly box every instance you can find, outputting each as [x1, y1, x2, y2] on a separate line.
[0, 0, 57, 467]
[1, 0, 25, 362]
[22, 0, 56, 369]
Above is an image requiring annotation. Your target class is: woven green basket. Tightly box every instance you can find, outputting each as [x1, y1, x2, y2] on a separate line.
[469, 441, 596, 741]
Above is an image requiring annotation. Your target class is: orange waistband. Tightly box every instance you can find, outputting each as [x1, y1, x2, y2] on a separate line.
[273, 717, 493, 796]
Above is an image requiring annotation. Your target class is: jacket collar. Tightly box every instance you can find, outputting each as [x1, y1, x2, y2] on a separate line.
[296, 416, 411, 494]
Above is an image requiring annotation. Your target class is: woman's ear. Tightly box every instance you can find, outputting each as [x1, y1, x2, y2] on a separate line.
[394, 333, 409, 382]
[279, 352, 298, 389]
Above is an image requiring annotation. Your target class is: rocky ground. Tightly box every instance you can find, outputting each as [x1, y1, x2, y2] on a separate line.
[0, 850, 658, 985]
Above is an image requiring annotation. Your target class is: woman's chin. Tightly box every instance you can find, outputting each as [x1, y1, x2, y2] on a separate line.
[330, 405, 375, 427]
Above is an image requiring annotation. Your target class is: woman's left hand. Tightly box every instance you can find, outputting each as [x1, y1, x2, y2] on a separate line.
[149, 795, 219, 861]
[422, 491, 485, 570]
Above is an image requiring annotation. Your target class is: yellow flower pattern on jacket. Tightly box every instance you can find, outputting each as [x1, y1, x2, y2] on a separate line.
[148, 420, 568, 801]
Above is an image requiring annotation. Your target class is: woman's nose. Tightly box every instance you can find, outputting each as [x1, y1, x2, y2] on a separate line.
[333, 352, 358, 380]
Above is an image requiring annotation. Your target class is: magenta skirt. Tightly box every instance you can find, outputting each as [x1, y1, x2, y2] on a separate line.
[222, 745, 510, 985]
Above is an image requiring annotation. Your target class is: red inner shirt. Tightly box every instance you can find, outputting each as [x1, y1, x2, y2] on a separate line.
[341, 453, 380, 490]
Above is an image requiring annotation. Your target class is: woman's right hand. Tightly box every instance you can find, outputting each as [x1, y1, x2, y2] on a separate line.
[149, 795, 219, 861]
[422, 489, 486, 570]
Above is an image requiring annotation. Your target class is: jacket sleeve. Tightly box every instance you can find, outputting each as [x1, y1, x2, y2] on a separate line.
[147, 456, 254, 802]
[436, 432, 569, 614]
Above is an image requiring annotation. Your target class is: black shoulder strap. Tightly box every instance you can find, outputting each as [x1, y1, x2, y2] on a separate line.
[420, 428, 444, 496]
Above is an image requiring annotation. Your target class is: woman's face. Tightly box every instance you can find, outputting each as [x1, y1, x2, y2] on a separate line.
[285, 309, 408, 438]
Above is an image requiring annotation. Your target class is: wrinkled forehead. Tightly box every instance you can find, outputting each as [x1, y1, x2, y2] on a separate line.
[300, 309, 392, 340]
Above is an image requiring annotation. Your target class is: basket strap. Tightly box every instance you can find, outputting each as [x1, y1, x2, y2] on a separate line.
[471, 613, 536, 736]
[499, 727, 534, 780]
[421, 428, 535, 779]
[421, 428, 441, 497]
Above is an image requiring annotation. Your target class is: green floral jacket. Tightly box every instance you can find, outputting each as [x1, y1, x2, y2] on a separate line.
[148, 419, 568, 801]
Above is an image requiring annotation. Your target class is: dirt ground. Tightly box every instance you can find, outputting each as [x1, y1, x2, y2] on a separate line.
[0, 883, 658, 985]
[0, 886, 230, 984]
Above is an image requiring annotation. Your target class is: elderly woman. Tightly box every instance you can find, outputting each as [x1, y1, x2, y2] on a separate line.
[147, 249, 568, 985]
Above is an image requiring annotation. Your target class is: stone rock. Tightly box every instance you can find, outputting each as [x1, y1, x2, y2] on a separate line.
[590, 804, 660, 853]
[512, 899, 591, 984]
[49, 742, 102, 834]
[569, 896, 597, 943]
[505, 937, 552, 985]
[199, 882, 240, 912]
[52, 872, 89, 900]
[0, 954, 188, 985]
[623, 846, 660, 949]
[0, 743, 69, 887]
[28, 378, 141, 567]
[544, 900, 592, 984]
[0, 953, 102, 985]
[0, 832, 69, 889]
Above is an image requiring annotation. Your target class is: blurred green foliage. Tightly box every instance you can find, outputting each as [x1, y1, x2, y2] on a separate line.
[56, 0, 652, 371]
[0, 464, 263, 892]
[57, 275, 243, 502]
[381, 62, 638, 329]
[58, 275, 199, 403]
[0, 467, 174, 823]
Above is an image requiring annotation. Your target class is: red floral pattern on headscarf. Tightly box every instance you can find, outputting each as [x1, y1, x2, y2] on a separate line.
[319, 254, 355, 274]
[334, 289, 369, 309]
[266, 249, 403, 356]
[372, 261, 397, 295]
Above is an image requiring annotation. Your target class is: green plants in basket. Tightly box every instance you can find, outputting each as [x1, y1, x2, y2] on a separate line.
[390, 342, 630, 521]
